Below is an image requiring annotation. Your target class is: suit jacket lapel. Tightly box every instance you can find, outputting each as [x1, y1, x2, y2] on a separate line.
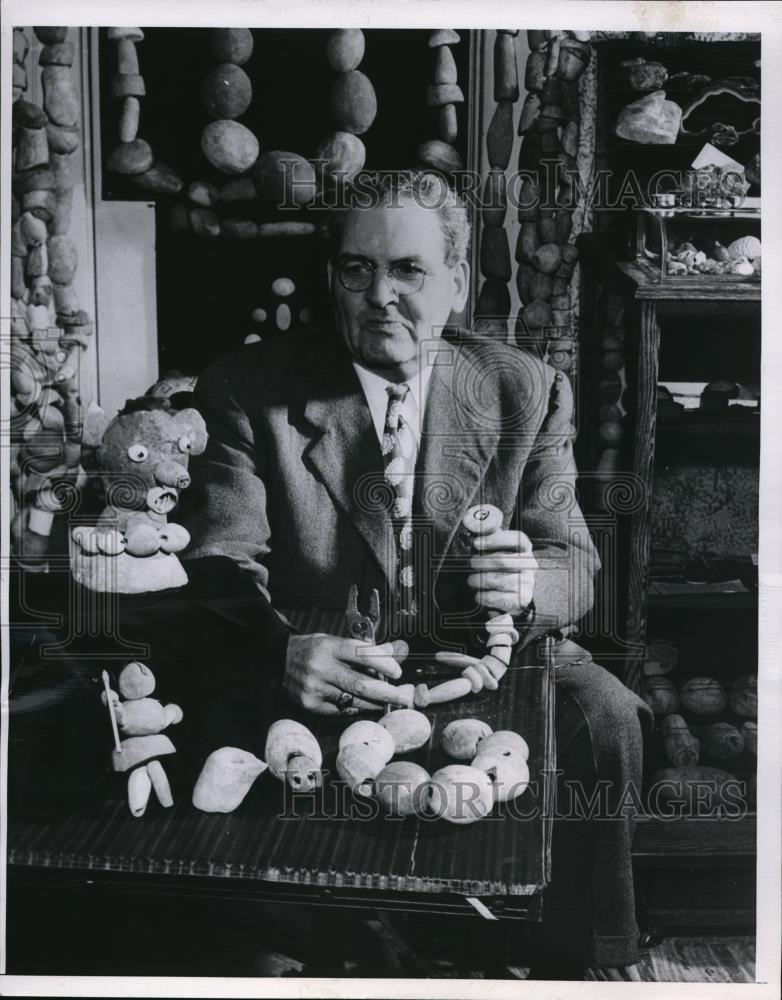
[298, 343, 395, 586]
[415, 338, 500, 581]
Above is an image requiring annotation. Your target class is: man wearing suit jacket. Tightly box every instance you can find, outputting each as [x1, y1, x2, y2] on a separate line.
[183, 171, 652, 977]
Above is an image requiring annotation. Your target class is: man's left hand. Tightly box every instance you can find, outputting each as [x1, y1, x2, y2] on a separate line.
[466, 530, 538, 615]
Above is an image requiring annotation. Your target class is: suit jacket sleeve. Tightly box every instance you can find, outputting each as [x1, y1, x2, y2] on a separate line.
[178, 352, 295, 754]
[512, 368, 601, 648]
[184, 353, 275, 596]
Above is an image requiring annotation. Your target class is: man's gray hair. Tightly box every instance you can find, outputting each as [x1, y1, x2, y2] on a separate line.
[327, 169, 471, 267]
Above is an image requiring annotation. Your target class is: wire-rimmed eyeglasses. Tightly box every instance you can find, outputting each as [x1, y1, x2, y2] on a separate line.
[335, 258, 428, 296]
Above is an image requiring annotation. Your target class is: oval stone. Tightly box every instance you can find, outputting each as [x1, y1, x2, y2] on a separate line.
[315, 131, 366, 182]
[253, 150, 317, 207]
[271, 277, 295, 297]
[222, 218, 259, 239]
[209, 28, 253, 65]
[201, 120, 259, 175]
[13, 100, 48, 129]
[48, 236, 78, 284]
[326, 29, 365, 73]
[34, 26, 67, 44]
[47, 123, 80, 154]
[106, 138, 153, 176]
[202, 63, 252, 120]
[275, 303, 292, 331]
[417, 139, 463, 173]
[42, 65, 79, 127]
[132, 162, 184, 195]
[331, 70, 377, 135]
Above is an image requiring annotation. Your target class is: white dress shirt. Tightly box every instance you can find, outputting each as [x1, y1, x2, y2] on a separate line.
[352, 361, 434, 450]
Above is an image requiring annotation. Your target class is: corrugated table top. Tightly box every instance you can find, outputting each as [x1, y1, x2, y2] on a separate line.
[8, 573, 555, 912]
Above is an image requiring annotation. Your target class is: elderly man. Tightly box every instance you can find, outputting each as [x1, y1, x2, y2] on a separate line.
[183, 171, 651, 978]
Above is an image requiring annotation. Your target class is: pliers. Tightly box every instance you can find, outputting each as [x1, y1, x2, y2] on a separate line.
[345, 584, 380, 644]
[345, 585, 393, 714]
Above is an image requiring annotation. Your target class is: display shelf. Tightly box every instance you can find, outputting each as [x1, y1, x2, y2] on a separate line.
[633, 814, 756, 862]
[578, 33, 760, 901]
[647, 590, 758, 614]
[613, 261, 761, 302]
[639, 206, 761, 220]
[656, 414, 759, 441]
[633, 817, 756, 936]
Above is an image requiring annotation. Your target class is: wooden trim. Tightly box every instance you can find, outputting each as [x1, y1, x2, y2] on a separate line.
[614, 262, 761, 302]
[88, 28, 159, 415]
[633, 814, 757, 862]
[73, 28, 99, 408]
[466, 27, 484, 329]
[624, 299, 660, 689]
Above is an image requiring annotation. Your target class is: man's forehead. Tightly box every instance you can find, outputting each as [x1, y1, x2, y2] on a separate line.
[339, 202, 447, 262]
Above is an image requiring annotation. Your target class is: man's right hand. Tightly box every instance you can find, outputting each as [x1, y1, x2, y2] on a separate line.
[283, 633, 410, 715]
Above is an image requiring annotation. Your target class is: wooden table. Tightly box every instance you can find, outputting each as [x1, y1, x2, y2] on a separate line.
[7, 568, 556, 923]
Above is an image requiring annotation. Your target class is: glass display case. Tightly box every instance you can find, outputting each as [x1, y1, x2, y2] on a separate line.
[633, 205, 761, 282]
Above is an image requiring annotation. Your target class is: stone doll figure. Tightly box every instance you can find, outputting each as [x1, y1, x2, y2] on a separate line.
[70, 396, 207, 593]
[102, 661, 183, 817]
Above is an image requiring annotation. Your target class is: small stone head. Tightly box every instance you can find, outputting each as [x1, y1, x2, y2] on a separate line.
[85, 397, 207, 513]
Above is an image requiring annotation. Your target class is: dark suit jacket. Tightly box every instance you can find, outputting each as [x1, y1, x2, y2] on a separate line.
[182, 327, 599, 676]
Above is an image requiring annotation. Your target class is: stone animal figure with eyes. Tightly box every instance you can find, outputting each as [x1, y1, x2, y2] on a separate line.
[70, 397, 207, 593]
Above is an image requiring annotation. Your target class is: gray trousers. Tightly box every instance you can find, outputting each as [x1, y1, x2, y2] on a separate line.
[537, 639, 654, 968]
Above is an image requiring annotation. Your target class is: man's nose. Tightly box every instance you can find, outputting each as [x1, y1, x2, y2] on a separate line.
[364, 269, 399, 308]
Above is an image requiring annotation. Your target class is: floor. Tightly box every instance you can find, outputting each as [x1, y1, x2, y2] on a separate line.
[408, 937, 757, 983]
[243, 934, 758, 981]
[632, 936, 756, 984]
[6, 881, 757, 983]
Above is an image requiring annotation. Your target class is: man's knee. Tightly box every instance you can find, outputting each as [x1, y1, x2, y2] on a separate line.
[554, 650, 653, 765]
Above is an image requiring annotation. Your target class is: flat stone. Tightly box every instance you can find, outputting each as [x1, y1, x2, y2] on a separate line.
[222, 218, 258, 239]
[34, 27, 68, 44]
[112, 73, 146, 98]
[47, 123, 80, 154]
[428, 29, 460, 47]
[107, 27, 144, 42]
[131, 162, 184, 195]
[106, 138, 154, 176]
[417, 139, 463, 173]
[13, 100, 48, 128]
[14, 167, 56, 193]
[39, 41, 75, 66]
[426, 83, 464, 107]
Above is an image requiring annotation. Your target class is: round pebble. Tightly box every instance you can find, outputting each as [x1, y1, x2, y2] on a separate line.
[275, 303, 292, 331]
[271, 277, 295, 297]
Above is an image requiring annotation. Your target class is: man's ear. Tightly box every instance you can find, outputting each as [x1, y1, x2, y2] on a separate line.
[450, 259, 470, 315]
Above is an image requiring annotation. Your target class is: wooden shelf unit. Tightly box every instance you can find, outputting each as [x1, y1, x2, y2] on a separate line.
[577, 226, 759, 922]
[608, 262, 759, 689]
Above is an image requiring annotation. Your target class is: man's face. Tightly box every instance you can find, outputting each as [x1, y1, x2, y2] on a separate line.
[328, 200, 469, 380]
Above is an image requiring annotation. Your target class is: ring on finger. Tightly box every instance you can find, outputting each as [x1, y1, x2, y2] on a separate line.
[336, 690, 355, 712]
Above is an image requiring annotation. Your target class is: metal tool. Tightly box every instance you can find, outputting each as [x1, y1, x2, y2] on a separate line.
[345, 584, 380, 644]
[344, 585, 390, 714]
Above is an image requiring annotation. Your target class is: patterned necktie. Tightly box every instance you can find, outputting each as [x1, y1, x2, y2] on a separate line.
[382, 384, 416, 623]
